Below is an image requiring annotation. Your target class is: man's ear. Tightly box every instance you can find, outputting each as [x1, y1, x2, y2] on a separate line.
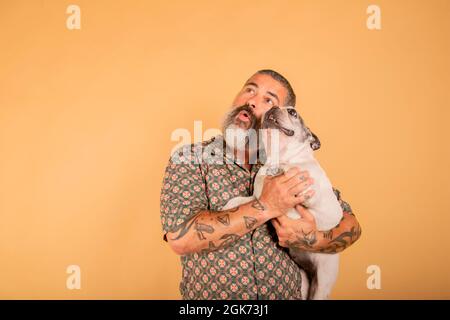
[305, 127, 321, 150]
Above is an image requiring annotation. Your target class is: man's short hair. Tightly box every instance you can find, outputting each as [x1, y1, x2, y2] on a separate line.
[255, 69, 296, 107]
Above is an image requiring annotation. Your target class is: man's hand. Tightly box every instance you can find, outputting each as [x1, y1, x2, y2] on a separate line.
[259, 167, 315, 219]
[271, 205, 319, 248]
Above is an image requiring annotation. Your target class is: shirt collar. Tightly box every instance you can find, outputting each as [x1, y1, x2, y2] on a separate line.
[209, 135, 266, 169]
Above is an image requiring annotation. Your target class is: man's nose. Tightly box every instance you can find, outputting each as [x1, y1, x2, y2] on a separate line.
[247, 97, 265, 117]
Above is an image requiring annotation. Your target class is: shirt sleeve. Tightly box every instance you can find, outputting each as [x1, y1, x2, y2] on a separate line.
[159, 145, 209, 242]
[332, 187, 353, 214]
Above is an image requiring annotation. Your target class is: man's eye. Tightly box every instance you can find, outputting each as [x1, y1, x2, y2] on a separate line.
[245, 88, 255, 94]
[288, 109, 297, 117]
[265, 98, 274, 105]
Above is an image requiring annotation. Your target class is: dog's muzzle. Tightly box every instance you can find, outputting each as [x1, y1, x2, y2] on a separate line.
[262, 107, 295, 136]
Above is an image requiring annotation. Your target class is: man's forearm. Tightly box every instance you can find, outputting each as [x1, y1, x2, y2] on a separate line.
[287, 211, 362, 254]
[166, 199, 274, 255]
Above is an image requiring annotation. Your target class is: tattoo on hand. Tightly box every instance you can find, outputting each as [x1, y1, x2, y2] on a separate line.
[243, 216, 258, 229]
[285, 229, 317, 249]
[251, 199, 266, 211]
[300, 229, 317, 247]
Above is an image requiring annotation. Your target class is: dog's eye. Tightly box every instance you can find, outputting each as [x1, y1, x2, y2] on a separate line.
[288, 109, 298, 118]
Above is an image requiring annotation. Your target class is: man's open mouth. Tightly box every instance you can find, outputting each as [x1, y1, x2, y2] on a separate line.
[231, 105, 257, 130]
[236, 110, 251, 123]
[263, 113, 295, 136]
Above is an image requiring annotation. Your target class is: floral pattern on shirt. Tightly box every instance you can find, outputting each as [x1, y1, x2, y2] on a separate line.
[160, 135, 352, 300]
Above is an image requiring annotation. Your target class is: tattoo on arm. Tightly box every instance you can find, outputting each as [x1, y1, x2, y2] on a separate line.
[194, 220, 214, 240]
[170, 216, 199, 241]
[169, 199, 268, 252]
[216, 214, 230, 226]
[287, 212, 360, 253]
[201, 234, 240, 253]
[215, 206, 238, 226]
[314, 212, 362, 253]
[251, 199, 266, 211]
[323, 230, 333, 240]
[243, 216, 257, 229]
[170, 213, 215, 241]
[320, 224, 362, 253]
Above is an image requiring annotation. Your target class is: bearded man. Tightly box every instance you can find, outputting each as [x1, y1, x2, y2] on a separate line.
[159, 69, 361, 300]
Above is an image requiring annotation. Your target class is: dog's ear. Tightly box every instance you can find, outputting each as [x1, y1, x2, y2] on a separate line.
[305, 127, 321, 150]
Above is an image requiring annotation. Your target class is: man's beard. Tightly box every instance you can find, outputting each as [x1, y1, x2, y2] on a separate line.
[221, 104, 261, 155]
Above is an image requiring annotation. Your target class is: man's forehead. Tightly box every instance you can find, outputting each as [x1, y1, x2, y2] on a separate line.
[245, 73, 284, 89]
[244, 74, 287, 101]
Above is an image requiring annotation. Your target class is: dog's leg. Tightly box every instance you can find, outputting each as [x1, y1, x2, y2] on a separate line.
[309, 253, 340, 300]
[221, 196, 255, 211]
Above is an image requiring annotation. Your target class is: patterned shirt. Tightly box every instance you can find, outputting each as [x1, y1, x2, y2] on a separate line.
[160, 135, 352, 300]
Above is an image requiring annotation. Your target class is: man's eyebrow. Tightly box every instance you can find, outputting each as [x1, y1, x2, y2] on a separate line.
[267, 91, 279, 103]
[243, 82, 280, 103]
[244, 82, 258, 87]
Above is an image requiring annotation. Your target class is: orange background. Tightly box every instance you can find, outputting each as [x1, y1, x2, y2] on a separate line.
[1, 0, 449, 299]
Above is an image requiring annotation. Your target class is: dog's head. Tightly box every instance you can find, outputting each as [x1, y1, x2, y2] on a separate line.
[261, 106, 321, 151]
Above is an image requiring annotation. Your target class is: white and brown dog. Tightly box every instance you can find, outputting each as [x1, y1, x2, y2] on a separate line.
[222, 106, 343, 300]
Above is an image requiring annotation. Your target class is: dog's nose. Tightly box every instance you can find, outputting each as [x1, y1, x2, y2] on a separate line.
[264, 106, 280, 122]
[268, 113, 277, 123]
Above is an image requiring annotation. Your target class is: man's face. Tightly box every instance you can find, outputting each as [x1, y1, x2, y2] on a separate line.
[221, 73, 289, 154]
[231, 73, 288, 120]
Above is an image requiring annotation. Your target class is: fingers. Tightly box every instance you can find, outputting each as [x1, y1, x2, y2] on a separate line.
[275, 215, 290, 226]
[295, 205, 315, 221]
[290, 189, 314, 207]
[288, 178, 314, 196]
[279, 168, 314, 207]
[271, 219, 288, 247]
[282, 169, 311, 189]
[279, 167, 302, 183]
[271, 217, 294, 248]
[261, 167, 314, 215]
[271, 218, 282, 231]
